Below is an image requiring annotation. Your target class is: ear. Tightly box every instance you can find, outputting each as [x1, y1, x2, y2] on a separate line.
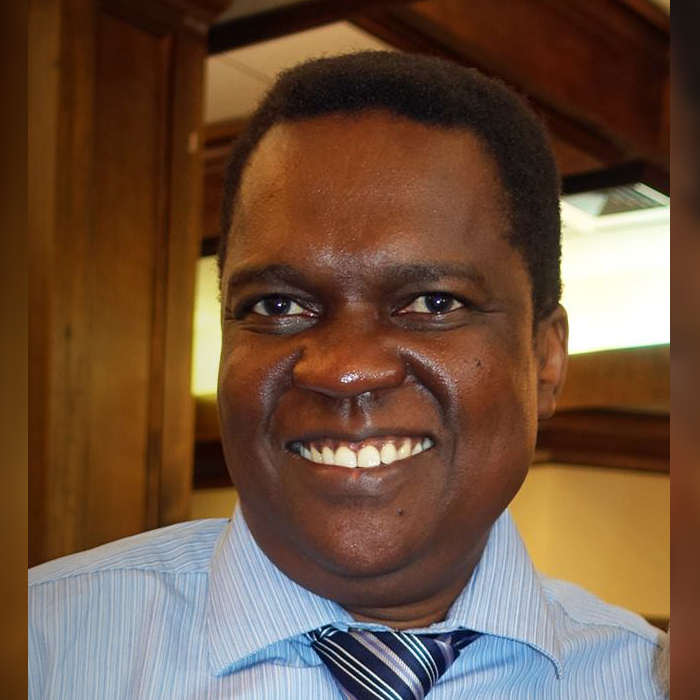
[535, 304, 569, 420]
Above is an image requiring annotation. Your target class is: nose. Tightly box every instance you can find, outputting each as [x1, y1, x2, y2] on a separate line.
[292, 322, 407, 399]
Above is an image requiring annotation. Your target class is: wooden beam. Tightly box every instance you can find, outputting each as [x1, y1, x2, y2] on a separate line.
[353, 0, 670, 168]
[208, 0, 415, 54]
[535, 408, 669, 473]
[351, 11, 627, 176]
[616, 0, 670, 31]
[562, 160, 670, 196]
[559, 346, 669, 412]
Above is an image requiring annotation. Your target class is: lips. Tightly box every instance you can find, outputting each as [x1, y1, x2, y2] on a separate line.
[289, 436, 434, 468]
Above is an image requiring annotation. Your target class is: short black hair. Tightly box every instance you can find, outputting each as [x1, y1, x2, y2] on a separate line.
[219, 50, 561, 320]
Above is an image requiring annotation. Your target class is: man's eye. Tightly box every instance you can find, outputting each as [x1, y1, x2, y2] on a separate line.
[250, 296, 309, 317]
[399, 293, 464, 315]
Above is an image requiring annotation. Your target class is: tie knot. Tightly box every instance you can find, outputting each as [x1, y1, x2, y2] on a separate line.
[307, 625, 480, 700]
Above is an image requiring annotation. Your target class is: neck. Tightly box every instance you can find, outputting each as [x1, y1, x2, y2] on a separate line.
[241, 504, 492, 632]
[342, 567, 474, 630]
[339, 528, 490, 631]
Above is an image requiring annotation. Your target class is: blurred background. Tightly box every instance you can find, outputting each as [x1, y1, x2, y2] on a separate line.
[29, 0, 670, 630]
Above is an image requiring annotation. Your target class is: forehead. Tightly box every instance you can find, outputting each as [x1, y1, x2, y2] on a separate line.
[237, 113, 506, 222]
[227, 112, 522, 289]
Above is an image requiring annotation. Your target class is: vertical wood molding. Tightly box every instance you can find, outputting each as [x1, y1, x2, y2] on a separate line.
[158, 28, 209, 527]
[29, 0, 228, 565]
[29, 0, 63, 565]
[29, 0, 98, 561]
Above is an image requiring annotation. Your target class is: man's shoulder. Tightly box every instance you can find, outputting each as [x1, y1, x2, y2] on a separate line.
[29, 518, 229, 587]
[540, 573, 665, 648]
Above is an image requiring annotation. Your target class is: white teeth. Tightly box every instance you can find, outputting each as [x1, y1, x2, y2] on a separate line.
[380, 442, 397, 465]
[357, 445, 381, 468]
[296, 437, 433, 467]
[334, 445, 357, 468]
[397, 439, 412, 460]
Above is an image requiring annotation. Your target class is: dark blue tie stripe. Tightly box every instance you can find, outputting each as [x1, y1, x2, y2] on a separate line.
[312, 637, 406, 700]
[450, 629, 481, 651]
[307, 626, 480, 700]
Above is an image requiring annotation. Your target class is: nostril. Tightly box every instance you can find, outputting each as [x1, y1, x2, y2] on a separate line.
[292, 350, 407, 399]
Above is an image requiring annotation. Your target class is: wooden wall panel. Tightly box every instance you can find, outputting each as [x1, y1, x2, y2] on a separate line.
[85, 14, 169, 544]
[535, 408, 669, 472]
[32, 0, 97, 561]
[28, 0, 228, 566]
[158, 27, 210, 527]
[29, 0, 62, 564]
[559, 345, 669, 412]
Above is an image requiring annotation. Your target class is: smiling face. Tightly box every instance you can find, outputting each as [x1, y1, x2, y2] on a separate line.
[218, 112, 567, 626]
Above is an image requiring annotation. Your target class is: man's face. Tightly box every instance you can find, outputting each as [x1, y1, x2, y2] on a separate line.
[218, 112, 565, 618]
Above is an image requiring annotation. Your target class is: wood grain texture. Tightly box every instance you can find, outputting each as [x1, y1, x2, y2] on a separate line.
[353, 0, 669, 171]
[158, 27, 209, 527]
[87, 12, 167, 543]
[30, 0, 98, 561]
[29, 0, 221, 565]
[559, 345, 669, 412]
[29, 0, 63, 565]
[401, 0, 669, 162]
[535, 408, 669, 473]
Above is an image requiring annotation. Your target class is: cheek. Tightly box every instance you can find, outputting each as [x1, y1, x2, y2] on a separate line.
[445, 337, 538, 503]
[414, 329, 537, 423]
[219, 334, 295, 407]
[217, 335, 298, 466]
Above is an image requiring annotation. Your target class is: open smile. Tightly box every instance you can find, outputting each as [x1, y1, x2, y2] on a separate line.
[288, 436, 434, 468]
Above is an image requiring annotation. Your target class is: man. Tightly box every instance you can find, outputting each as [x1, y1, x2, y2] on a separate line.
[29, 51, 666, 699]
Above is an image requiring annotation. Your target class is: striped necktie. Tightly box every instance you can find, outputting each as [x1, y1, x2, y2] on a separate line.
[307, 625, 480, 700]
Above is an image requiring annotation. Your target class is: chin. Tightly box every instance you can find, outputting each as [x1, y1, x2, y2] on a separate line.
[295, 508, 430, 579]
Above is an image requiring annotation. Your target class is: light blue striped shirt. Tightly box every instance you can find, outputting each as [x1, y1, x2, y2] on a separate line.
[29, 507, 667, 699]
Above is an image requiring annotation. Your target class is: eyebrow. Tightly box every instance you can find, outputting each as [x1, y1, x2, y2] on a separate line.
[225, 264, 312, 301]
[225, 261, 489, 300]
[379, 262, 488, 292]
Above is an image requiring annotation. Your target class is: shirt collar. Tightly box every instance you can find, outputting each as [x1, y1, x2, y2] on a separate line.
[206, 506, 562, 677]
[437, 509, 563, 677]
[206, 507, 353, 676]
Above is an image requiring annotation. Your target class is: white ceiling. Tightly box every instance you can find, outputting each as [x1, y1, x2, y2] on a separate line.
[205, 0, 669, 124]
[205, 21, 393, 123]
